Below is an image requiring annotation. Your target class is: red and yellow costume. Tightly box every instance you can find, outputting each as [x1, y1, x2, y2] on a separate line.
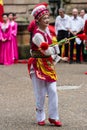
[28, 29, 57, 82]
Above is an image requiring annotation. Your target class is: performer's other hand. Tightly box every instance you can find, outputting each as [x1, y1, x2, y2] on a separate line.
[61, 57, 68, 62]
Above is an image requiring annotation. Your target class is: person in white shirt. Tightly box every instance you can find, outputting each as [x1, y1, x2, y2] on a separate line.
[55, 8, 70, 57]
[68, 8, 84, 63]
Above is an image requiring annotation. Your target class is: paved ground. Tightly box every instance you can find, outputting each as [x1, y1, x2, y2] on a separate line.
[0, 62, 87, 130]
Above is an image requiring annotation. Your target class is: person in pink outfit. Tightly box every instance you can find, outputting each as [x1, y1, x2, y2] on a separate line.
[8, 12, 18, 62]
[0, 13, 13, 65]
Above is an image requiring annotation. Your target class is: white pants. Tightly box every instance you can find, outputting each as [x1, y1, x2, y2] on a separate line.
[31, 73, 59, 122]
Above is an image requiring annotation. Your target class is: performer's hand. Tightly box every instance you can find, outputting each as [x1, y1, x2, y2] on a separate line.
[65, 38, 69, 44]
[83, 40, 87, 44]
[73, 32, 77, 36]
[61, 57, 68, 62]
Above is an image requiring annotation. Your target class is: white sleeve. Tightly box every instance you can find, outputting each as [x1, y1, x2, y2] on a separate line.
[51, 54, 61, 65]
[32, 33, 59, 56]
[68, 18, 72, 30]
[55, 17, 58, 35]
[32, 33, 44, 47]
[81, 18, 84, 29]
[43, 45, 60, 56]
[66, 16, 71, 29]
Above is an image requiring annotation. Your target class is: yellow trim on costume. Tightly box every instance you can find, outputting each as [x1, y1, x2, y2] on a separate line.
[37, 58, 57, 81]
[0, 0, 3, 5]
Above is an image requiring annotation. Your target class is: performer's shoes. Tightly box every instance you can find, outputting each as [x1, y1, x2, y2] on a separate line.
[48, 118, 62, 126]
[38, 121, 45, 126]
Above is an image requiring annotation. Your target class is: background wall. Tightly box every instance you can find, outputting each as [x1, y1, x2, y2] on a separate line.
[4, 0, 87, 20]
[3, 0, 48, 22]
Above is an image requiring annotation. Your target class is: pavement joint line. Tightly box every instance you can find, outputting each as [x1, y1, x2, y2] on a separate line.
[57, 84, 83, 90]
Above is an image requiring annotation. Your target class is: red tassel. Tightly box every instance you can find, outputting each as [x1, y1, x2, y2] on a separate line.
[28, 58, 34, 73]
[77, 33, 87, 40]
[40, 42, 49, 50]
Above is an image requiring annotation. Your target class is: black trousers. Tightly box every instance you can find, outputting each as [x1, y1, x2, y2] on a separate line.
[57, 30, 69, 57]
[69, 33, 84, 62]
[81, 41, 85, 61]
[76, 43, 82, 62]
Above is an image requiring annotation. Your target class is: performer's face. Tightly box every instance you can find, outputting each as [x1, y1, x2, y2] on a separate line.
[39, 14, 49, 29]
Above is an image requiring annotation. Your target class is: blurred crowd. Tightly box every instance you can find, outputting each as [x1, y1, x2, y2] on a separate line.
[55, 8, 87, 63]
[0, 7, 87, 66]
[0, 12, 18, 65]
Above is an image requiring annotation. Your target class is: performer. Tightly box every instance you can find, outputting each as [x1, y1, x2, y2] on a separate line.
[8, 12, 18, 62]
[0, 13, 13, 65]
[28, 3, 68, 126]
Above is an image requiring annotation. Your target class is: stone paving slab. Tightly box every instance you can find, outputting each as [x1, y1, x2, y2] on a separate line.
[0, 63, 87, 130]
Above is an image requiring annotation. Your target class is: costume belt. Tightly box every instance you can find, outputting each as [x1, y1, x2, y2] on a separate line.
[31, 51, 50, 58]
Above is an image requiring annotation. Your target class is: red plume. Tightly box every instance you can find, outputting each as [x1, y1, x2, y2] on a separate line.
[35, 2, 48, 8]
[40, 2, 48, 7]
[77, 33, 87, 40]
[40, 42, 49, 50]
